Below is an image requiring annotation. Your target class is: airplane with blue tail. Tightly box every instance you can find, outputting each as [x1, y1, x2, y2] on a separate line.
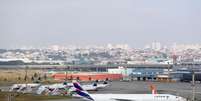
[72, 82, 187, 101]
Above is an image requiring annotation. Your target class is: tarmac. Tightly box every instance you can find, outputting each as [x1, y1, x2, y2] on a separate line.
[55, 81, 201, 101]
[1, 81, 201, 101]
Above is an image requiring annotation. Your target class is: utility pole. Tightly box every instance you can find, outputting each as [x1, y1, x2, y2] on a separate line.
[65, 66, 70, 82]
[192, 71, 195, 101]
[167, 62, 170, 82]
[65, 66, 68, 81]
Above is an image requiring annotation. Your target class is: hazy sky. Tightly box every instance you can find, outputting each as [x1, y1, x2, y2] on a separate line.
[0, 0, 201, 48]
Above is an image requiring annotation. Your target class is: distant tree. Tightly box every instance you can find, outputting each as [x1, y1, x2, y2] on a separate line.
[24, 76, 28, 81]
[31, 76, 34, 81]
[4, 78, 7, 81]
[34, 73, 38, 78]
[43, 74, 47, 80]
[38, 77, 41, 81]
[18, 77, 21, 81]
[70, 76, 73, 80]
[76, 77, 80, 81]
[105, 78, 109, 81]
[89, 77, 92, 81]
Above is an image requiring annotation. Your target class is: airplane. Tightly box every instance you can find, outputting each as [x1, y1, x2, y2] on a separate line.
[36, 83, 70, 95]
[36, 81, 109, 95]
[82, 81, 110, 91]
[10, 83, 40, 93]
[94, 81, 110, 89]
[71, 82, 187, 101]
[9, 81, 110, 95]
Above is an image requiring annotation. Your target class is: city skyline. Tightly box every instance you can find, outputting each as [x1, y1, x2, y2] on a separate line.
[0, 0, 201, 48]
[1, 42, 201, 50]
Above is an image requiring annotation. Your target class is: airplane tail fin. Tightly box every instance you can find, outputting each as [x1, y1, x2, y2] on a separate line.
[93, 82, 97, 87]
[72, 82, 94, 101]
[149, 84, 157, 94]
[73, 82, 84, 91]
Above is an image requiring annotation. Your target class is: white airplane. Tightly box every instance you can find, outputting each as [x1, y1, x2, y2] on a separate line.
[36, 82, 109, 95]
[81, 84, 98, 91]
[95, 82, 110, 89]
[10, 83, 40, 93]
[82, 81, 110, 91]
[36, 83, 70, 95]
[9, 81, 109, 95]
[71, 82, 187, 101]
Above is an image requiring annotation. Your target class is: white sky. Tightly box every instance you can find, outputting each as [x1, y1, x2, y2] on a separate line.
[0, 0, 201, 48]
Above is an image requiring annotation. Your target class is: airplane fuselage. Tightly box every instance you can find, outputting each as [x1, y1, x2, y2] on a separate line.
[86, 94, 186, 101]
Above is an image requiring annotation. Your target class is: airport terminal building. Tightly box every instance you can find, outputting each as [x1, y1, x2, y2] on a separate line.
[108, 64, 172, 81]
[47, 64, 172, 81]
[171, 63, 201, 82]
